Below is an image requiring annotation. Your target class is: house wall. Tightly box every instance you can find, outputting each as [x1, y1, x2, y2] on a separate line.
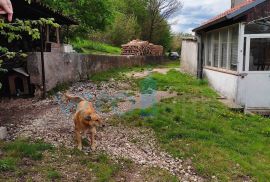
[204, 69, 238, 100]
[27, 52, 165, 91]
[181, 39, 198, 76]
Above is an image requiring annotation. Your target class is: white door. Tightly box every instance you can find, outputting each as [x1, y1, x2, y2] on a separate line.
[244, 35, 270, 109]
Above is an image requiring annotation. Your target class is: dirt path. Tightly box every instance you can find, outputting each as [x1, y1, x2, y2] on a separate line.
[0, 69, 204, 181]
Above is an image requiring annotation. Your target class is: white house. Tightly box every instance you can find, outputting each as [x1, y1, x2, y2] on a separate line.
[192, 0, 270, 112]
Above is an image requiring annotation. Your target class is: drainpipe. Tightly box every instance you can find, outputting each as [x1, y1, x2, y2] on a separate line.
[40, 26, 46, 99]
[196, 33, 203, 79]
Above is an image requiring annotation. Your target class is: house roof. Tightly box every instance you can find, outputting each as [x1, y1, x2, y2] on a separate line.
[193, 0, 266, 32]
[12, 0, 78, 25]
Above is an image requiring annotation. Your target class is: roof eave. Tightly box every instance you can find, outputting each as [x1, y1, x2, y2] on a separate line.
[192, 17, 227, 32]
[193, 0, 266, 32]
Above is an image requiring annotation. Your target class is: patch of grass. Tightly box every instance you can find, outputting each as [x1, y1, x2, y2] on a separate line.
[143, 167, 179, 182]
[158, 60, 180, 68]
[72, 38, 121, 55]
[116, 70, 270, 181]
[0, 157, 17, 171]
[88, 154, 120, 182]
[3, 140, 53, 160]
[89, 67, 130, 82]
[47, 169, 61, 180]
[88, 61, 177, 83]
[48, 82, 70, 96]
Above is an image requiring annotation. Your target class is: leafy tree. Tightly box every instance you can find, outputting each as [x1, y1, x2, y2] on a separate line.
[107, 13, 141, 46]
[146, 0, 182, 42]
[151, 19, 172, 50]
[42, 0, 113, 37]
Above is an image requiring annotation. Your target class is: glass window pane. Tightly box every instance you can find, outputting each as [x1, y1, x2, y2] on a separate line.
[230, 26, 238, 71]
[245, 23, 270, 34]
[206, 34, 211, 66]
[220, 29, 228, 68]
[213, 32, 219, 67]
[249, 38, 270, 71]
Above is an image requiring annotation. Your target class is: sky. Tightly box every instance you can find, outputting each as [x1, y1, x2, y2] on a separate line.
[169, 0, 231, 33]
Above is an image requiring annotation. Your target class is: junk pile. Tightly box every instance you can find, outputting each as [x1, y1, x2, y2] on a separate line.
[121, 40, 163, 56]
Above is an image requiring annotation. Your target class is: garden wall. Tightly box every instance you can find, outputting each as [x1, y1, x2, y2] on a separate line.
[27, 53, 165, 91]
[181, 38, 198, 76]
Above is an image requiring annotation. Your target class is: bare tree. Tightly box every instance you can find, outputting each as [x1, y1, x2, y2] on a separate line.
[147, 0, 182, 42]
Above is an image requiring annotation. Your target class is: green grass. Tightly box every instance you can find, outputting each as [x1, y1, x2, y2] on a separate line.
[114, 70, 270, 181]
[47, 169, 61, 180]
[2, 140, 52, 161]
[88, 154, 120, 182]
[89, 60, 179, 82]
[72, 38, 121, 55]
[0, 140, 178, 181]
[0, 157, 17, 171]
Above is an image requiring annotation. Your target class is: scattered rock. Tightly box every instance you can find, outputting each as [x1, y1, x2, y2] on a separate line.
[0, 127, 7, 140]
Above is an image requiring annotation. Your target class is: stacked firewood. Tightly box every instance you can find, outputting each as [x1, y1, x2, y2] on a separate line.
[121, 40, 163, 56]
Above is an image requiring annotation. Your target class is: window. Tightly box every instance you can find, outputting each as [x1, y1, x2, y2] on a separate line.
[206, 34, 212, 66]
[230, 26, 238, 71]
[213, 32, 219, 67]
[245, 23, 270, 34]
[249, 38, 270, 71]
[220, 29, 228, 68]
[204, 24, 239, 71]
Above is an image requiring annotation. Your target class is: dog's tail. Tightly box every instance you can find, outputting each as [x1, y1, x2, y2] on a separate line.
[64, 93, 85, 103]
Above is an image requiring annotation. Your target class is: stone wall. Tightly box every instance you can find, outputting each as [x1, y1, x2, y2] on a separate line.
[181, 38, 198, 76]
[27, 53, 165, 91]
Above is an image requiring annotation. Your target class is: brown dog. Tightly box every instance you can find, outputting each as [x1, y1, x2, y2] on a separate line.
[64, 93, 104, 151]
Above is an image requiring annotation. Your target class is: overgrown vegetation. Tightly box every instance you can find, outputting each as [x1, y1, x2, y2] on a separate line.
[113, 70, 270, 181]
[72, 38, 121, 55]
[43, 0, 183, 51]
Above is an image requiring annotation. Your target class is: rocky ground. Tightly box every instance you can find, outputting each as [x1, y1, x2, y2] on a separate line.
[0, 68, 204, 181]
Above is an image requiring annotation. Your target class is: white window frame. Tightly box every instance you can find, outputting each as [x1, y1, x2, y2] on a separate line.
[203, 23, 240, 72]
[243, 34, 270, 73]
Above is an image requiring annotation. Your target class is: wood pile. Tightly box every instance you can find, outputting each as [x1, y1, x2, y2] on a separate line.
[121, 40, 163, 56]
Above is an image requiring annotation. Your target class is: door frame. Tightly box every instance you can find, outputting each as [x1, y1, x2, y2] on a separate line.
[244, 34, 270, 73]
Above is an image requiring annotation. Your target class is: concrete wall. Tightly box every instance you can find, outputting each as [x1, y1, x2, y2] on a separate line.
[27, 53, 165, 91]
[204, 69, 238, 101]
[181, 39, 198, 76]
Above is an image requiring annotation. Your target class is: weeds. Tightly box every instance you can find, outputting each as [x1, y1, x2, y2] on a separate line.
[0, 157, 17, 171]
[47, 169, 61, 180]
[72, 38, 121, 55]
[3, 140, 52, 160]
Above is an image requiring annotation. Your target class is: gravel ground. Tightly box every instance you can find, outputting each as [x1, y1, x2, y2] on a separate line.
[0, 69, 204, 181]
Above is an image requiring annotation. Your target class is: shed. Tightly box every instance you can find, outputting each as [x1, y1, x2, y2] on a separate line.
[0, 0, 78, 97]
